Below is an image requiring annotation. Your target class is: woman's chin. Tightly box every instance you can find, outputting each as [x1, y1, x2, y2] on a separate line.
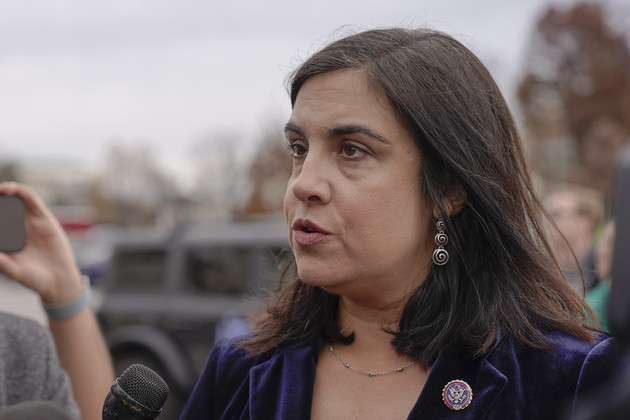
[297, 272, 329, 287]
[297, 267, 340, 289]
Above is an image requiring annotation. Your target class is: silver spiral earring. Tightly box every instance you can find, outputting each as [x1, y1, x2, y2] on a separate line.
[432, 219, 449, 266]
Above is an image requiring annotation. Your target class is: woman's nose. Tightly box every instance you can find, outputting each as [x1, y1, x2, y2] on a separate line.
[289, 153, 332, 205]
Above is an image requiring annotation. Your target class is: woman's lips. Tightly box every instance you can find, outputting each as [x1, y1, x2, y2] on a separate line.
[293, 229, 329, 246]
[291, 219, 330, 246]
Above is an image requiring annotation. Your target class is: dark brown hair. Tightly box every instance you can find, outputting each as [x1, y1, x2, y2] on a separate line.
[240, 28, 595, 368]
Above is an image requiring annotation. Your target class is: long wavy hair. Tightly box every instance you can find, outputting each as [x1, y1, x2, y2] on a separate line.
[239, 28, 595, 368]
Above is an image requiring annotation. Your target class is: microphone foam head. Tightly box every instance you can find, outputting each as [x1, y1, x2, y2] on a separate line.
[117, 364, 169, 411]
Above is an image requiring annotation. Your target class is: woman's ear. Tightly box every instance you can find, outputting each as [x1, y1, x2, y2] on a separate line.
[432, 183, 467, 219]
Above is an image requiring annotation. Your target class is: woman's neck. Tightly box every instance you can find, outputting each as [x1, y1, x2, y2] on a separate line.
[327, 296, 421, 376]
[337, 297, 402, 349]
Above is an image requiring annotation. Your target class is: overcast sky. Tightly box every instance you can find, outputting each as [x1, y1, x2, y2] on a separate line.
[0, 0, 626, 174]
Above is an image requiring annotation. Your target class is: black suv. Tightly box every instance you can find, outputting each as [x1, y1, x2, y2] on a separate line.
[95, 220, 289, 419]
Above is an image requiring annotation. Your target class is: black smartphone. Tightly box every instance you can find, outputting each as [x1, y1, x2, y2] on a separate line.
[0, 195, 26, 253]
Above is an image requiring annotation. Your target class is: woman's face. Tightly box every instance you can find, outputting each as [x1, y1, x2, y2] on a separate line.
[595, 221, 616, 281]
[544, 191, 595, 266]
[284, 69, 434, 306]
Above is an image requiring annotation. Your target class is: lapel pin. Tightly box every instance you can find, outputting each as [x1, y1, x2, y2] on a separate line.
[442, 379, 473, 410]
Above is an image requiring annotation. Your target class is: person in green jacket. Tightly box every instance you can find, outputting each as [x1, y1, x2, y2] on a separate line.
[586, 219, 616, 332]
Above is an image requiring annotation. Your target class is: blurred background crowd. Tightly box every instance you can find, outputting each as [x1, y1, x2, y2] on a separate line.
[1, 1, 629, 418]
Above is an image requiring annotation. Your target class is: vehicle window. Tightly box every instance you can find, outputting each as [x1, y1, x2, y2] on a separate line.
[185, 246, 286, 295]
[186, 247, 251, 294]
[110, 248, 167, 288]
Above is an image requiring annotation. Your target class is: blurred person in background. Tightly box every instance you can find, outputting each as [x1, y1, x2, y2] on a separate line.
[543, 183, 604, 292]
[569, 116, 629, 201]
[586, 219, 616, 333]
[0, 182, 114, 420]
[181, 28, 622, 420]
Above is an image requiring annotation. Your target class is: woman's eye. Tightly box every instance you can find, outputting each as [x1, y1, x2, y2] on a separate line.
[341, 144, 366, 158]
[288, 142, 307, 158]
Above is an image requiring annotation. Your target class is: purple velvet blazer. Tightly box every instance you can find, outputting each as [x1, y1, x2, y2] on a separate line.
[180, 332, 623, 419]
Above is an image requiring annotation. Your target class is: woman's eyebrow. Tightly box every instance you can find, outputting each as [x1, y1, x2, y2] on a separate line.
[284, 122, 391, 145]
[284, 122, 304, 137]
[328, 125, 391, 144]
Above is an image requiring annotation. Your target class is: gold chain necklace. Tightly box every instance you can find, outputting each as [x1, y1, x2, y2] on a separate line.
[327, 345, 415, 377]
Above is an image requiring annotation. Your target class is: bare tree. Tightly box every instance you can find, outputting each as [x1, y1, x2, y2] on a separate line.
[98, 142, 177, 226]
[239, 124, 291, 216]
[190, 130, 252, 221]
[517, 1, 630, 189]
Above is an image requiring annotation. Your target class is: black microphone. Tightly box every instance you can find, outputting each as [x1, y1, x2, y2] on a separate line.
[102, 364, 169, 420]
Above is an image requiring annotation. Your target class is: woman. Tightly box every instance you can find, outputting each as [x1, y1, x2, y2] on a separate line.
[181, 28, 621, 419]
[0, 182, 114, 420]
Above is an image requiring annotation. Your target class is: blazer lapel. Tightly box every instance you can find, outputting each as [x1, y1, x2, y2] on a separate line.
[411, 346, 507, 419]
[249, 340, 320, 419]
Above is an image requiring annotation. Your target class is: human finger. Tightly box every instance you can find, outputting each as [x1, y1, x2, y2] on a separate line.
[1, 183, 50, 220]
[0, 252, 23, 282]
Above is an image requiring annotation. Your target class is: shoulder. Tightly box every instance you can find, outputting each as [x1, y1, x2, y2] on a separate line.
[0, 311, 49, 341]
[540, 331, 625, 415]
[544, 331, 623, 392]
[0, 312, 54, 363]
[542, 331, 620, 375]
[478, 330, 623, 419]
[497, 331, 622, 398]
[502, 330, 622, 381]
[0, 312, 57, 376]
[0, 312, 79, 417]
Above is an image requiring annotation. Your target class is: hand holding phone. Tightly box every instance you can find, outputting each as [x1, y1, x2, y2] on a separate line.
[0, 195, 26, 253]
[0, 182, 85, 304]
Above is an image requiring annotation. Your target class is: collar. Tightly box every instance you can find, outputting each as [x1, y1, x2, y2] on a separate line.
[248, 336, 507, 419]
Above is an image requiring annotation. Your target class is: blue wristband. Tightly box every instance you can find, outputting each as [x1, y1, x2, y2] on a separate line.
[43, 276, 91, 320]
